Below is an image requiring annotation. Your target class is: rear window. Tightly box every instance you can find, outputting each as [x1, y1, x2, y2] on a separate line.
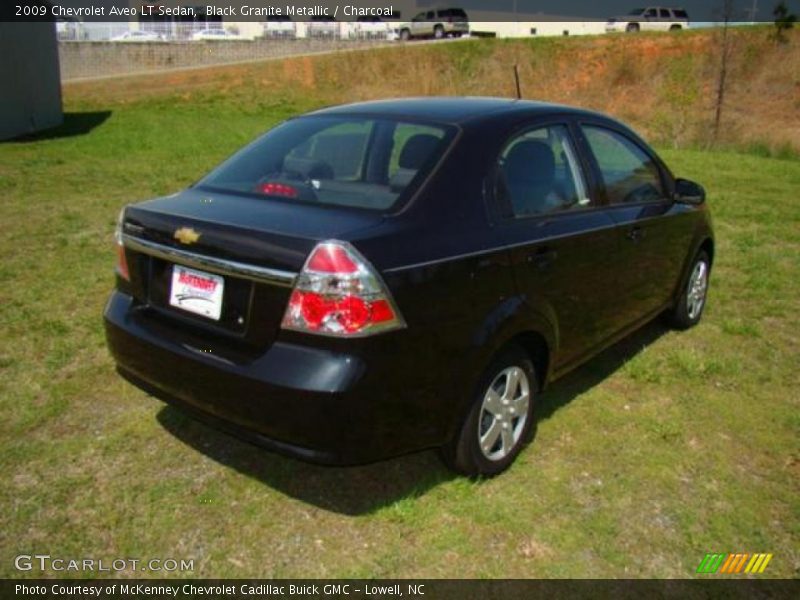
[198, 117, 455, 211]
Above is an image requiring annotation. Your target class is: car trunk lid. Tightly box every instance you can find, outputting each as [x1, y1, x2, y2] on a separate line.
[120, 187, 383, 350]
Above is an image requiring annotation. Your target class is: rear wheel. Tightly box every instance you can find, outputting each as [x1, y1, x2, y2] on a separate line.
[670, 24, 682, 31]
[441, 345, 536, 477]
[667, 250, 710, 329]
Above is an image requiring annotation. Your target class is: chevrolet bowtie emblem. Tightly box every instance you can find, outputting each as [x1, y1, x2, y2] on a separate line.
[174, 227, 200, 245]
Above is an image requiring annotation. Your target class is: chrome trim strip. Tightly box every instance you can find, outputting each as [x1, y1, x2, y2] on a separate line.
[122, 234, 297, 288]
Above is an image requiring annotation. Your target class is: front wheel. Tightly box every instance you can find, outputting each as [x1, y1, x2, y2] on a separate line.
[626, 22, 640, 32]
[441, 345, 537, 477]
[434, 25, 445, 39]
[667, 250, 711, 329]
[399, 29, 410, 41]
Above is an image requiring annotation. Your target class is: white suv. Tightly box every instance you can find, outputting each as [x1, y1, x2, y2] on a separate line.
[397, 8, 469, 40]
[606, 7, 690, 32]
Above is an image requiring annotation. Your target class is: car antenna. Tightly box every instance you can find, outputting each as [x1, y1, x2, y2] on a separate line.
[513, 64, 522, 99]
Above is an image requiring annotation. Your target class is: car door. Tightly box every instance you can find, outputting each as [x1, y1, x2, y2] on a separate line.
[491, 122, 622, 371]
[413, 11, 435, 36]
[658, 8, 673, 30]
[577, 122, 693, 328]
[642, 7, 659, 30]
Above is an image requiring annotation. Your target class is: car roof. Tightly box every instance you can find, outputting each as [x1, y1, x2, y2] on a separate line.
[307, 97, 605, 126]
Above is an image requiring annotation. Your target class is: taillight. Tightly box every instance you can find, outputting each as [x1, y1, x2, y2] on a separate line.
[114, 208, 130, 281]
[281, 241, 405, 337]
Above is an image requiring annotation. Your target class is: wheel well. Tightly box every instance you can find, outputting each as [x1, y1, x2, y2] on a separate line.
[699, 238, 715, 266]
[508, 331, 550, 391]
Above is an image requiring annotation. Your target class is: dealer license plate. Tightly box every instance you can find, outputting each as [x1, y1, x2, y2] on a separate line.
[169, 265, 224, 321]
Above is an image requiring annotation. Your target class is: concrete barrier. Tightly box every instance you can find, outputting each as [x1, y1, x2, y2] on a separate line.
[59, 39, 390, 81]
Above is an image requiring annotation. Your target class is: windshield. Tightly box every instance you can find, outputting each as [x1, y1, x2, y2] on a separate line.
[628, 8, 645, 15]
[198, 116, 455, 211]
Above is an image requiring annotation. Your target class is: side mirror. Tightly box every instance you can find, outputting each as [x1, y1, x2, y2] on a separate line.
[673, 178, 705, 205]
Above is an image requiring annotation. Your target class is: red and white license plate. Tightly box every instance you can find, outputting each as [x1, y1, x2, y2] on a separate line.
[169, 265, 224, 320]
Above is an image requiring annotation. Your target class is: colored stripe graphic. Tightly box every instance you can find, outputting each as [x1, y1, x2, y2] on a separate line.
[697, 553, 725, 573]
[699, 553, 773, 574]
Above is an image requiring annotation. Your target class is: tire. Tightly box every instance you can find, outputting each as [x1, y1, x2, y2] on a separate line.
[441, 345, 537, 477]
[400, 29, 410, 41]
[670, 24, 682, 31]
[626, 23, 640, 32]
[667, 250, 711, 330]
[434, 25, 445, 39]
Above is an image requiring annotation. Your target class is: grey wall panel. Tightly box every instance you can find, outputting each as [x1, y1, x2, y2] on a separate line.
[0, 22, 63, 140]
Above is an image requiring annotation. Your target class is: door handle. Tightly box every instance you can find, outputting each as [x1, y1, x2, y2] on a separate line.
[527, 247, 558, 270]
[626, 226, 644, 242]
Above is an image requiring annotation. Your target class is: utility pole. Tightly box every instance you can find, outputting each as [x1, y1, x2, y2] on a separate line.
[746, 0, 759, 22]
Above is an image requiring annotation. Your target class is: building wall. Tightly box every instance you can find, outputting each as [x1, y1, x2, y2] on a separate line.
[0, 22, 63, 140]
[470, 21, 608, 38]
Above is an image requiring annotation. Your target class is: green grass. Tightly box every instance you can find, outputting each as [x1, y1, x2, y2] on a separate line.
[0, 78, 798, 579]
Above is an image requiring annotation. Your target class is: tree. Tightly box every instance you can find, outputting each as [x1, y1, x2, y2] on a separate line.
[773, 1, 797, 43]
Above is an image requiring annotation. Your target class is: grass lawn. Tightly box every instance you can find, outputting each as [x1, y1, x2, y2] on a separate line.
[0, 78, 798, 579]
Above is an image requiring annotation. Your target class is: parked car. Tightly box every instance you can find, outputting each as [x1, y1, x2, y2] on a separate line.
[606, 7, 690, 32]
[110, 30, 164, 42]
[105, 98, 714, 476]
[191, 28, 244, 41]
[398, 7, 469, 40]
[307, 15, 338, 38]
[263, 16, 296, 39]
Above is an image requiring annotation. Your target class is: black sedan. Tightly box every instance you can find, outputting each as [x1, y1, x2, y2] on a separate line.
[104, 98, 714, 476]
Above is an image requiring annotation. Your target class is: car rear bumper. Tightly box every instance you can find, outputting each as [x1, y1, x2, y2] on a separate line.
[104, 291, 435, 464]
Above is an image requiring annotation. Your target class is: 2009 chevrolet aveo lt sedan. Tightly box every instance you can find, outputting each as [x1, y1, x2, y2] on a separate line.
[104, 98, 714, 476]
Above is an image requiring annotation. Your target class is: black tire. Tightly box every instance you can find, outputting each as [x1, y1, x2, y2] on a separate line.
[667, 250, 711, 330]
[626, 22, 640, 32]
[441, 345, 537, 477]
[434, 25, 445, 39]
[670, 24, 682, 31]
[400, 29, 410, 41]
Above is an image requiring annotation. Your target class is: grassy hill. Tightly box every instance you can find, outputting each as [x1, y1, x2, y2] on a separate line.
[64, 26, 800, 157]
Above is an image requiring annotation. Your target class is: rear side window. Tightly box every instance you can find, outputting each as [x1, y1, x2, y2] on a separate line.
[199, 117, 454, 211]
[674, 9, 688, 18]
[496, 124, 590, 218]
[582, 126, 664, 204]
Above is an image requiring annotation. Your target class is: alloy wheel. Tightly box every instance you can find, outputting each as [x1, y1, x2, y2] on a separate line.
[687, 260, 709, 319]
[478, 366, 530, 461]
